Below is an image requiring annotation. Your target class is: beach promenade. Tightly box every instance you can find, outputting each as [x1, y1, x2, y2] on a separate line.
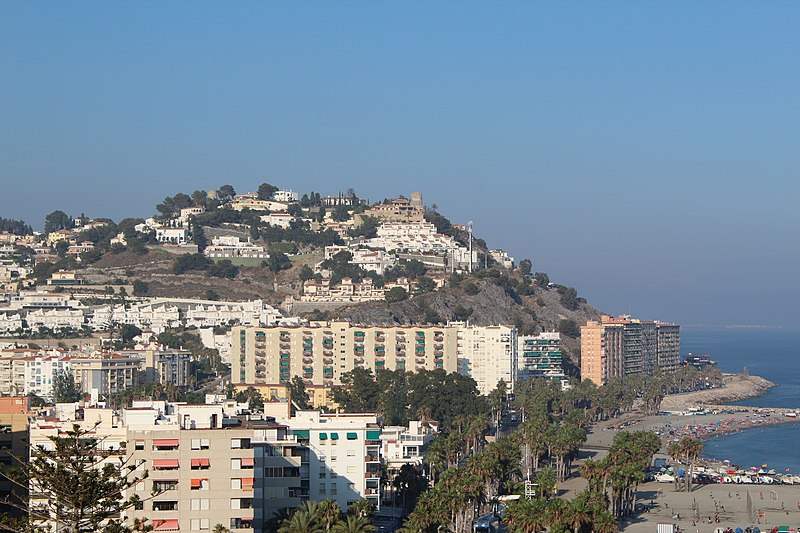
[566, 374, 800, 532]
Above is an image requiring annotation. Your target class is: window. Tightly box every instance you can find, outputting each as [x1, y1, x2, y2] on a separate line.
[190, 498, 210, 511]
[191, 438, 210, 450]
[190, 518, 210, 530]
[191, 478, 209, 490]
[231, 458, 241, 470]
[319, 483, 326, 495]
[330, 455, 337, 462]
[230, 498, 241, 510]
[230, 437, 251, 449]
[153, 480, 178, 492]
[319, 466, 326, 479]
[191, 458, 211, 470]
[153, 500, 178, 511]
[330, 484, 338, 495]
[230, 518, 253, 530]
[347, 465, 357, 473]
[346, 450, 356, 457]
[265, 467, 283, 478]
[231, 478, 242, 490]
[134, 500, 144, 510]
[134, 440, 144, 451]
[330, 471, 338, 479]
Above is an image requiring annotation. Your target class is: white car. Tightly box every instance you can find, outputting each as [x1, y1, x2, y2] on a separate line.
[655, 473, 676, 483]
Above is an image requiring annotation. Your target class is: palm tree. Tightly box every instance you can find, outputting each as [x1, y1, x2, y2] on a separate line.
[504, 497, 548, 533]
[347, 499, 375, 519]
[317, 499, 342, 531]
[278, 510, 324, 533]
[212, 525, 230, 533]
[331, 515, 375, 533]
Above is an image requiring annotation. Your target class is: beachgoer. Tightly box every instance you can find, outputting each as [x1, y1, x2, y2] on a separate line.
[729, 491, 732, 498]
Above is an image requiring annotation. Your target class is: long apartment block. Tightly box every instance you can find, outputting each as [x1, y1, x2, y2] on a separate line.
[231, 321, 459, 388]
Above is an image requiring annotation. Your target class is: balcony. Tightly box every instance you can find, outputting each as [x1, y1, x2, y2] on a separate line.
[303, 357, 314, 364]
[323, 358, 333, 364]
[323, 349, 333, 356]
[365, 455, 379, 463]
[280, 343, 291, 350]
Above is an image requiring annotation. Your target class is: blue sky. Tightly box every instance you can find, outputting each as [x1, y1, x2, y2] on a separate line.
[1, 2, 799, 327]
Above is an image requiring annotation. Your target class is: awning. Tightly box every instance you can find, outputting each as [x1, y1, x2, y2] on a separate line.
[153, 519, 180, 531]
[152, 459, 179, 469]
[347, 432, 358, 440]
[330, 432, 339, 440]
[292, 429, 310, 439]
[242, 477, 254, 489]
[241, 457, 254, 467]
[366, 430, 381, 440]
[190, 458, 210, 468]
[153, 439, 180, 447]
[190, 478, 206, 488]
[319, 432, 327, 440]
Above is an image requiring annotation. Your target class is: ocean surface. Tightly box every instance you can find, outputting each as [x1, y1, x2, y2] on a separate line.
[682, 328, 800, 473]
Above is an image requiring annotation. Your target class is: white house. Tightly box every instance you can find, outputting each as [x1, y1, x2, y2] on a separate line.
[272, 190, 300, 203]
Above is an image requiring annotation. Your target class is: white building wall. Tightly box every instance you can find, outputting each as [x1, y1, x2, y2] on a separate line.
[456, 324, 518, 395]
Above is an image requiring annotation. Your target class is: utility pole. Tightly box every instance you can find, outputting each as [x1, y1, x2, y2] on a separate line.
[467, 221, 473, 273]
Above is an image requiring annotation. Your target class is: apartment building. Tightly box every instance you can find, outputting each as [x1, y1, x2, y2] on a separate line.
[281, 411, 382, 511]
[0, 397, 32, 520]
[517, 332, 567, 385]
[128, 348, 192, 387]
[70, 353, 142, 397]
[231, 321, 459, 391]
[455, 324, 518, 395]
[91, 298, 282, 333]
[204, 235, 268, 259]
[0, 313, 22, 334]
[580, 315, 681, 386]
[26, 308, 86, 330]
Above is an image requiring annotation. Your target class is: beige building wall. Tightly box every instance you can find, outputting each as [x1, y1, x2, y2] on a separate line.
[232, 321, 458, 392]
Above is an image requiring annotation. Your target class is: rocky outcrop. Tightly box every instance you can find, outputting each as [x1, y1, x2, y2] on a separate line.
[660, 374, 776, 411]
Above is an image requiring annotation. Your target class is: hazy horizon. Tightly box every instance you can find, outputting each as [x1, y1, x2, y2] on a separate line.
[2, 2, 799, 328]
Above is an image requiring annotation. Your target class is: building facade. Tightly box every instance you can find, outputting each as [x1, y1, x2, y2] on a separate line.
[231, 322, 459, 396]
[455, 324, 517, 395]
[580, 315, 680, 386]
[517, 332, 567, 385]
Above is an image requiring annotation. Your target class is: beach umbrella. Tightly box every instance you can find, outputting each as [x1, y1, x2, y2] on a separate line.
[736, 527, 743, 533]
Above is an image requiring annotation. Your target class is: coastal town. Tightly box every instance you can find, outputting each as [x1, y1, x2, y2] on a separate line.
[0, 183, 796, 533]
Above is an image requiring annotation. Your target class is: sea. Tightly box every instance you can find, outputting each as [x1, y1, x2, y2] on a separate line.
[682, 328, 800, 473]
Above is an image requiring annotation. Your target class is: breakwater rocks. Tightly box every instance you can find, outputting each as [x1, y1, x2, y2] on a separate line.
[660, 374, 775, 411]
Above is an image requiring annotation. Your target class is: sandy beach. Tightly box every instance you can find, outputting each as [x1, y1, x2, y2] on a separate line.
[562, 375, 800, 532]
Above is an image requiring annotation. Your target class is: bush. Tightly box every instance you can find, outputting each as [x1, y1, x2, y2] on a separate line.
[558, 319, 580, 338]
[132, 280, 149, 296]
[462, 281, 480, 295]
[173, 253, 212, 274]
[207, 260, 239, 279]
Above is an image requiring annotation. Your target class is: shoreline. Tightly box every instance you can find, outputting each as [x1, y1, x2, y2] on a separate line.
[659, 374, 776, 412]
[576, 374, 800, 532]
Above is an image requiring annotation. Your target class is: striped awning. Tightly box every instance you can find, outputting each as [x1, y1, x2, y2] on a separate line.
[153, 439, 180, 446]
[152, 459, 179, 468]
[190, 458, 210, 468]
[241, 457, 254, 467]
[153, 519, 180, 531]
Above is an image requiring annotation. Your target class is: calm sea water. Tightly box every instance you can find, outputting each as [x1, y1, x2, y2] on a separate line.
[682, 328, 800, 472]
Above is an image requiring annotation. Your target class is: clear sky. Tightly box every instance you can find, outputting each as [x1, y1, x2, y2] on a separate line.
[2, 2, 799, 327]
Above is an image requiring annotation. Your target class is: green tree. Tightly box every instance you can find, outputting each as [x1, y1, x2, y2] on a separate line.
[264, 253, 293, 273]
[217, 184, 236, 202]
[132, 280, 149, 296]
[173, 253, 212, 274]
[52, 368, 82, 403]
[44, 210, 74, 233]
[384, 287, 408, 303]
[204, 289, 220, 301]
[299, 265, 315, 282]
[415, 276, 436, 294]
[331, 515, 374, 533]
[288, 203, 304, 217]
[518, 258, 533, 276]
[558, 319, 580, 338]
[257, 182, 279, 201]
[0, 423, 151, 532]
[288, 376, 310, 412]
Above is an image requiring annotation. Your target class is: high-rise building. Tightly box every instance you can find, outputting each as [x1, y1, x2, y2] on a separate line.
[455, 324, 517, 395]
[517, 332, 567, 385]
[580, 315, 680, 386]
